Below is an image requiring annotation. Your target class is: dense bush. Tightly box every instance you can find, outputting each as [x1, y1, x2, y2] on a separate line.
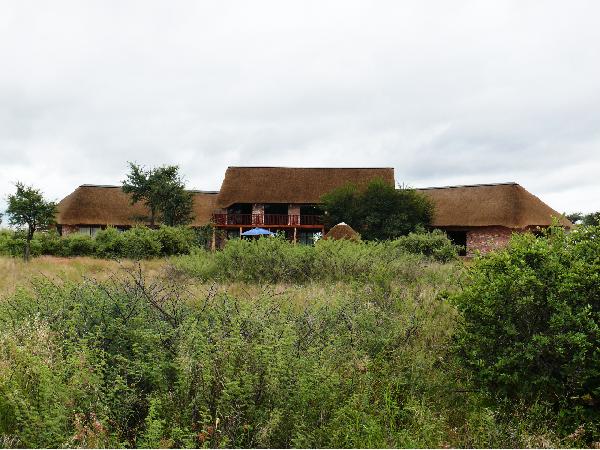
[58, 234, 97, 257]
[175, 231, 460, 283]
[119, 226, 162, 259]
[3, 226, 595, 447]
[0, 230, 42, 258]
[0, 225, 204, 259]
[390, 229, 461, 262]
[0, 263, 524, 448]
[156, 225, 197, 256]
[452, 225, 600, 445]
[95, 227, 125, 258]
[36, 230, 62, 255]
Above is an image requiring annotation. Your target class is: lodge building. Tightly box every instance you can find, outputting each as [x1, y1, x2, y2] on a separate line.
[55, 166, 572, 256]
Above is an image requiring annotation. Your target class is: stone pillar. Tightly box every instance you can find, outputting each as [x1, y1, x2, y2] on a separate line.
[252, 203, 264, 226]
[288, 204, 300, 225]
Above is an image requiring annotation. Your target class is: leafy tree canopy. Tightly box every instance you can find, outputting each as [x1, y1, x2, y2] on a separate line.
[565, 211, 600, 226]
[321, 178, 434, 240]
[6, 182, 57, 261]
[122, 163, 194, 226]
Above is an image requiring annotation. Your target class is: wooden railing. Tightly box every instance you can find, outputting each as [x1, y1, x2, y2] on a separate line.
[212, 214, 323, 226]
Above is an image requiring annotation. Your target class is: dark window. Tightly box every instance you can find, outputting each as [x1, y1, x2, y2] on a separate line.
[264, 204, 288, 215]
[227, 203, 252, 214]
[446, 230, 467, 256]
[300, 204, 323, 216]
[227, 230, 241, 240]
[227, 203, 252, 225]
[264, 204, 289, 225]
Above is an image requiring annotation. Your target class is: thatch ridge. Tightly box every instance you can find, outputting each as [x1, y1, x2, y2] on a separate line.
[323, 222, 361, 241]
[216, 166, 395, 208]
[417, 183, 572, 229]
[57, 185, 218, 226]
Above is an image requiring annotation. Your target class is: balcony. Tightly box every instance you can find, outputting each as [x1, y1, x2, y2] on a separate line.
[212, 213, 323, 227]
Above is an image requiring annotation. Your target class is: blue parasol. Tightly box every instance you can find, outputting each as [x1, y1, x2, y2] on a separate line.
[241, 227, 274, 236]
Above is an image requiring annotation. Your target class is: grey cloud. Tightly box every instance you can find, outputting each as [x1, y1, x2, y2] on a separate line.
[1, 0, 599, 215]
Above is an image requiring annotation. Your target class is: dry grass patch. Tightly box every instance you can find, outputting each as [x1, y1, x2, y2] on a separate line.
[0, 256, 167, 298]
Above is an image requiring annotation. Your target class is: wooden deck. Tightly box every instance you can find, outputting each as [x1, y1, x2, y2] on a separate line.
[212, 213, 323, 229]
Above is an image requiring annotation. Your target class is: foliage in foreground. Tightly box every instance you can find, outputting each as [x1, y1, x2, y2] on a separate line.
[2, 227, 598, 447]
[0, 259, 564, 448]
[453, 225, 600, 445]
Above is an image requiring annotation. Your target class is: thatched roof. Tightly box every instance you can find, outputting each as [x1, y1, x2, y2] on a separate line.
[56, 185, 218, 226]
[418, 183, 572, 229]
[216, 166, 395, 208]
[323, 222, 361, 241]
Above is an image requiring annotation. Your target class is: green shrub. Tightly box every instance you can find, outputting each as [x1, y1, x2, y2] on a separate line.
[59, 233, 97, 257]
[390, 230, 460, 262]
[120, 226, 162, 259]
[156, 225, 197, 256]
[0, 319, 72, 447]
[36, 230, 62, 255]
[452, 225, 600, 444]
[0, 230, 14, 256]
[192, 224, 217, 251]
[95, 227, 125, 258]
[0, 230, 42, 258]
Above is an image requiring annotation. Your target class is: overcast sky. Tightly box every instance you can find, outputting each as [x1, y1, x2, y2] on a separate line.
[1, 0, 599, 215]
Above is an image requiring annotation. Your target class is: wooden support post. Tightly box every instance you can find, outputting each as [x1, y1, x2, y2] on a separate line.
[293, 227, 297, 244]
[239, 226, 242, 238]
[211, 227, 216, 252]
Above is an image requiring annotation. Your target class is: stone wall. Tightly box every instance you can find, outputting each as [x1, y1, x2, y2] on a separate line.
[466, 226, 514, 256]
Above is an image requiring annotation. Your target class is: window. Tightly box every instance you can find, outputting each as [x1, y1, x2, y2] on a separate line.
[446, 230, 467, 256]
[227, 204, 252, 225]
[78, 226, 102, 237]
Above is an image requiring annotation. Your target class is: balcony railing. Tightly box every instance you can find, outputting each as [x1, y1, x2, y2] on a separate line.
[212, 214, 323, 227]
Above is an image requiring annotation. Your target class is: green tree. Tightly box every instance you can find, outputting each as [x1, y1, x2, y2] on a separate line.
[122, 163, 194, 226]
[565, 212, 583, 224]
[6, 183, 57, 261]
[321, 178, 434, 240]
[565, 211, 600, 226]
[582, 211, 600, 226]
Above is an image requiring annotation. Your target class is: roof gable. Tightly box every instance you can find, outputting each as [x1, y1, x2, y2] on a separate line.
[418, 183, 572, 229]
[216, 166, 395, 208]
[56, 185, 218, 226]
